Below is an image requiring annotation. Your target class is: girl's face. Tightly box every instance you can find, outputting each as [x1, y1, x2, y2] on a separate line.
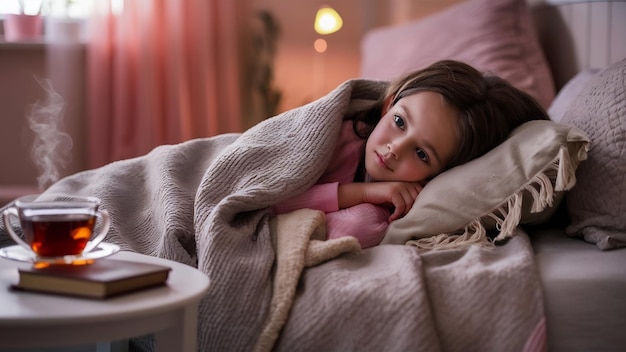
[365, 91, 460, 183]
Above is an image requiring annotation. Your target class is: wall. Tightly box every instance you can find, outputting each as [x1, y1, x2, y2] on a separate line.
[251, 0, 460, 113]
[250, 0, 364, 113]
[0, 43, 47, 204]
[0, 38, 86, 205]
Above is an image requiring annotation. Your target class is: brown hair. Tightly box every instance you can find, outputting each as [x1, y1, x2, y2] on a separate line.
[353, 60, 549, 171]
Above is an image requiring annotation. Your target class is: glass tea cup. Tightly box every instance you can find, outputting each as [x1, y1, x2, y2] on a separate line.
[2, 194, 111, 260]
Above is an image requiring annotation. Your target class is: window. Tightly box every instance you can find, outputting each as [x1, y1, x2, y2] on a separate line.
[0, 0, 91, 18]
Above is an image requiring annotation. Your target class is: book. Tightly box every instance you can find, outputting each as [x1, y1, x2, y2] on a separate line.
[14, 258, 171, 299]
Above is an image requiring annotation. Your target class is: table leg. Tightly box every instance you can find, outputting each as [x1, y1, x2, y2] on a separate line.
[154, 303, 199, 352]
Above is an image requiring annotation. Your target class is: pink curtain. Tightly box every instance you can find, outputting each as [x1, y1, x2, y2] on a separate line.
[87, 0, 246, 168]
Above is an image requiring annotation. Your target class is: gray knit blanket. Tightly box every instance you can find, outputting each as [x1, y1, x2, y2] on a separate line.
[0, 79, 545, 351]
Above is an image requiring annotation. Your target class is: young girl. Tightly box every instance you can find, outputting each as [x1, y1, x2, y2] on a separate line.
[273, 60, 550, 248]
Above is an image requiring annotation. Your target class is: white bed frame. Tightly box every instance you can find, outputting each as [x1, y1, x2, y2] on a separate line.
[531, 0, 626, 89]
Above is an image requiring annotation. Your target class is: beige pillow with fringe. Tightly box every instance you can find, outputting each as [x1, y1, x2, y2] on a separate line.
[381, 120, 590, 250]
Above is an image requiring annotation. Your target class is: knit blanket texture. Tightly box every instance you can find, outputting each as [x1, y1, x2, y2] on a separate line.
[0, 79, 545, 351]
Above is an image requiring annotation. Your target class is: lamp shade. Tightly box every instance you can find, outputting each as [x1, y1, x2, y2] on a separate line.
[314, 6, 343, 35]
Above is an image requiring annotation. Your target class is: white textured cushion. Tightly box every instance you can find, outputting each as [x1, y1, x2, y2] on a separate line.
[360, 0, 555, 109]
[383, 120, 590, 249]
[559, 58, 626, 250]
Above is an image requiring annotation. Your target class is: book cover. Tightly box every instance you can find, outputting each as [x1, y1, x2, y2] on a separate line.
[14, 258, 172, 299]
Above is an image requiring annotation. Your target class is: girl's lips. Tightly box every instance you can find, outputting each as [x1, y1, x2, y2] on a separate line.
[375, 152, 393, 171]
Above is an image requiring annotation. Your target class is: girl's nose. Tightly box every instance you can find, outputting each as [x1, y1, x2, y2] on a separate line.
[386, 143, 398, 159]
[387, 138, 410, 159]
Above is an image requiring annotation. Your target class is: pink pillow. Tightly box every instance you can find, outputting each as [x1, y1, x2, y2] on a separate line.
[360, 0, 555, 109]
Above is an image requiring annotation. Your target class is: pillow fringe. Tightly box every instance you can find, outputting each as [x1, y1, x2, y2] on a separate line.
[556, 146, 578, 191]
[405, 218, 493, 250]
[529, 172, 554, 213]
[406, 147, 579, 250]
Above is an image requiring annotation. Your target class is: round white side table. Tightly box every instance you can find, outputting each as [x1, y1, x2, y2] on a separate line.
[0, 251, 209, 352]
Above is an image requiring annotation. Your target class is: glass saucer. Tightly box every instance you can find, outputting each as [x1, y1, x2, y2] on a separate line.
[0, 242, 120, 265]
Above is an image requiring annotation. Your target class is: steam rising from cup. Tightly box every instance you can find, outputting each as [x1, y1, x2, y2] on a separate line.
[28, 78, 73, 191]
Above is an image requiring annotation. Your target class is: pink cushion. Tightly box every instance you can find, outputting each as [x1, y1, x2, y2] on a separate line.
[360, 0, 555, 109]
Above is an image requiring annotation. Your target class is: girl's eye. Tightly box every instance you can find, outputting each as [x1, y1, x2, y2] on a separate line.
[393, 114, 405, 130]
[416, 148, 430, 163]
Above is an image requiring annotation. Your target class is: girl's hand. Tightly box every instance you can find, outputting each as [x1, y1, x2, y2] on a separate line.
[363, 182, 423, 221]
[338, 182, 423, 221]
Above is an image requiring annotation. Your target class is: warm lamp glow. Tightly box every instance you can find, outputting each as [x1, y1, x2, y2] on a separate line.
[314, 38, 327, 53]
[314, 6, 343, 35]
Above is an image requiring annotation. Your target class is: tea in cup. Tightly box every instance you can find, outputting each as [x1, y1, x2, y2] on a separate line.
[2, 194, 110, 259]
